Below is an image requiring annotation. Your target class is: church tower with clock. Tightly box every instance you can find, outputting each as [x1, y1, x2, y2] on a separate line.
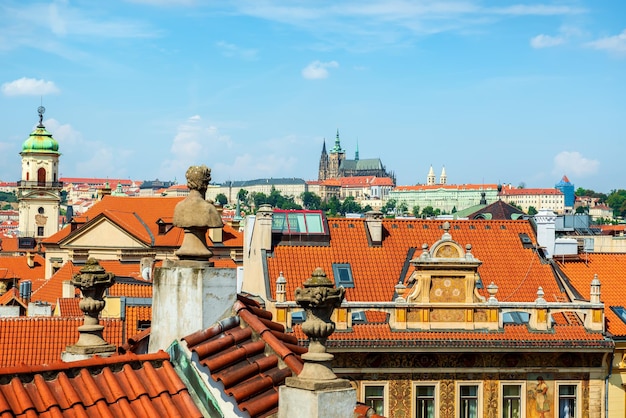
[17, 106, 62, 239]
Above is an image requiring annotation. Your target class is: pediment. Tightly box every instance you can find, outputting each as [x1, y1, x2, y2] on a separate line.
[61, 217, 147, 249]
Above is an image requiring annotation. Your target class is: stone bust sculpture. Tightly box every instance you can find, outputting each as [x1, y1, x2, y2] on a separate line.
[173, 165, 222, 260]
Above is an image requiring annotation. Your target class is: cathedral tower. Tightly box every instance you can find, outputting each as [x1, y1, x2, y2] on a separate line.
[318, 139, 329, 181]
[17, 107, 62, 238]
[327, 129, 345, 179]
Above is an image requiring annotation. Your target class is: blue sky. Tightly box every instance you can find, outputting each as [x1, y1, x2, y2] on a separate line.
[0, 0, 624, 192]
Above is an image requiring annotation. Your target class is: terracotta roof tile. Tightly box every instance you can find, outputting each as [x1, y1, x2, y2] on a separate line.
[499, 188, 563, 196]
[0, 351, 203, 418]
[394, 184, 499, 191]
[55, 297, 81, 316]
[43, 196, 243, 253]
[0, 317, 123, 367]
[267, 219, 565, 304]
[291, 323, 611, 349]
[182, 295, 305, 418]
[0, 255, 45, 282]
[556, 253, 626, 337]
[125, 305, 152, 343]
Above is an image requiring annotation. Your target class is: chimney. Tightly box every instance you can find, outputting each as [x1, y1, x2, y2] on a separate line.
[26, 252, 35, 268]
[256, 204, 274, 251]
[62, 280, 75, 298]
[534, 209, 556, 259]
[208, 223, 223, 244]
[365, 210, 384, 246]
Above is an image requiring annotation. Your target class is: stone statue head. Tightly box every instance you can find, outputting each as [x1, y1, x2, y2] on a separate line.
[186, 165, 211, 193]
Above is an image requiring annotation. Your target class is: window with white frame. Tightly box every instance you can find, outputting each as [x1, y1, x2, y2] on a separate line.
[414, 383, 438, 418]
[557, 383, 579, 418]
[362, 382, 388, 416]
[501, 383, 525, 418]
[457, 383, 482, 418]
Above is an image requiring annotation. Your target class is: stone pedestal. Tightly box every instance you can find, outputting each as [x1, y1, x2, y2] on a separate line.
[62, 258, 116, 362]
[278, 385, 356, 418]
[149, 260, 237, 352]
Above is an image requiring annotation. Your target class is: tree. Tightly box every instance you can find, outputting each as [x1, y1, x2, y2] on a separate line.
[527, 206, 538, 215]
[215, 193, 228, 206]
[607, 189, 626, 218]
[0, 191, 17, 203]
[301, 191, 322, 210]
[575, 206, 588, 214]
[324, 196, 341, 216]
[237, 189, 249, 205]
[252, 192, 268, 208]
[451, 206, 457, 214]
[397, 202, 408, 216]
[422, 206, 436, 217]
[412, 206, 421, 217]
[382, 199, 397, 215]
[341, 196, 362, 215]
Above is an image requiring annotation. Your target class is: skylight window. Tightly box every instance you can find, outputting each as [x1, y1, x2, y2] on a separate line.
[332, 263, 355, 288]
[611, 306, 626, 324]
[503, 311, 530, 324]
[271, 210, 327, 235]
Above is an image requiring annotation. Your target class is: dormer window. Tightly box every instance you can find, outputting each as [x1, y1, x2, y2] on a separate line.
[156, 218, 174, 235]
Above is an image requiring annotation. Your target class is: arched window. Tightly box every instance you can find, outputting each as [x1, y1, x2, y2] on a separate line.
[37, 168, 46, 186]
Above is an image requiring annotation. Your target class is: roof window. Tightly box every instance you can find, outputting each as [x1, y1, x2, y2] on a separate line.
[503, 311, 530, 324]
[611, 306, 626, 324]
[332, 263, 355, 288]
[272, 210, 327, 235]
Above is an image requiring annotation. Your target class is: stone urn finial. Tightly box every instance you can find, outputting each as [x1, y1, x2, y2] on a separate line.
[288, 267, 350, 390]
[65, 258, 116, 357]
[173, 165, 222, 262]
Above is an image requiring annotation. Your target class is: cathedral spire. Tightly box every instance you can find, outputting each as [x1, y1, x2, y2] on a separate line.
[355, 138, 359, 161]
[331, 129, 343, 153]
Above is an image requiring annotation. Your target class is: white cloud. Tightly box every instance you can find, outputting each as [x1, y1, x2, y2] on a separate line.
[530, 34, 565, 49]
[553, 151, 599, 178]
[2, 77, 60, 96]
[301, 60, 339, 80]
[160, 116, 233, 179]
[216, 41, 258, 60]
[585, 29, 626, 55]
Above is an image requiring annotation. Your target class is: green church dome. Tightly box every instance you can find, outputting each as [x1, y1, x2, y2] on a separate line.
[21, 106, 60, 154]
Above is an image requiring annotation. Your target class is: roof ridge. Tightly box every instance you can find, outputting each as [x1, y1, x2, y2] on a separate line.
[0, 351, 170, 376]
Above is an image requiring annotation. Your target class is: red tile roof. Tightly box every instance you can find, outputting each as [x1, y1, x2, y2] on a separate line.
[55, 297, 81, 316]
[394, 184, 499, 191]
[0, 254, 45, 282]
[0, 317, 123, 367]
[0, 288, 27, 309]
[32, 261, 152, 306]
[556, 253, 626, 337]
[267, 219, 565, 304]
[0, 237, 19, 253]
[499, 188, 563, 196]
[0, 351, 203, 418]
[335, 176, 394, 187]
[125, 305, 152, 343]
[182, 295, 305, 418]
[292, 323, 611, 350]
[43, 195, 243, 249]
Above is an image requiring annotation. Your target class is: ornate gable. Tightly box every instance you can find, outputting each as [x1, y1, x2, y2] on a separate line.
[405, 222, 484, 304]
